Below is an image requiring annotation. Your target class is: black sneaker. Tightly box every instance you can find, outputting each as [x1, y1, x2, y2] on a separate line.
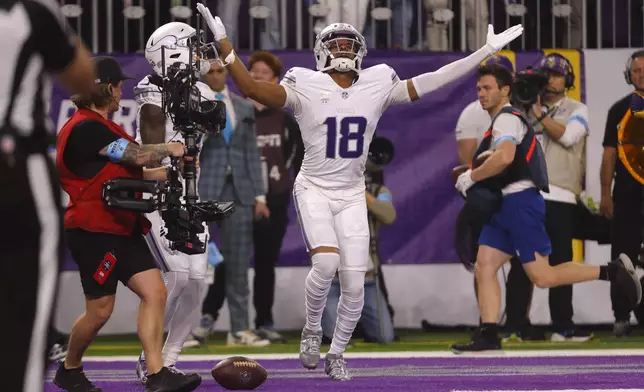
[145, 366, 201, 392]
[451, 327, 502, 354]
[611, 254, 642, 309]
[53, 362, 102, 392]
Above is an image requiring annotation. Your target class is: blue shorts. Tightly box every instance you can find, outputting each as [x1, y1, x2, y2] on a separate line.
[478, 188, 551, 263]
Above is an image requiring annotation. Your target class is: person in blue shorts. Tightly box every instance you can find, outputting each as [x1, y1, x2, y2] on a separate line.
[450, 64, 642, 353]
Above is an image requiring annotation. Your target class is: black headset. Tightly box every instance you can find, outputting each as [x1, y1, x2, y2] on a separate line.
[624, 50, 644, 85]
[543, 52, 575, 89]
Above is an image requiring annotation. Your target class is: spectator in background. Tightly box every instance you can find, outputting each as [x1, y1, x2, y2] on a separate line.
[424, 0, 488, 51]
[246, 51, 304, 343]
[363, 0, 414, 49]
[312, 0, 371, 35]
[187, 60, 271, 347]
[321, 136, 397, 344]
[600, 50, 644, 336]
[558, 0, 583, 48]
[215, 0, 282, 49]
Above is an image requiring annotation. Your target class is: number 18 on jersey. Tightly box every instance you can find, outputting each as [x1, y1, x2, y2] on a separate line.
[325, 116, 368, 159]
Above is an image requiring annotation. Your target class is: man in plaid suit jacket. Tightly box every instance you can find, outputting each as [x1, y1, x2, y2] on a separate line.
[191, 61, 271, 346]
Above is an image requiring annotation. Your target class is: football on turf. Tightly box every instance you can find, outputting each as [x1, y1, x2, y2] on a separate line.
[211, 356, 268, 390]
[451, 150, 493, 184]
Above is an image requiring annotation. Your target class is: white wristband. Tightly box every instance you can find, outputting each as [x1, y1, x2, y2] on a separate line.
[222, 50, 236, 66]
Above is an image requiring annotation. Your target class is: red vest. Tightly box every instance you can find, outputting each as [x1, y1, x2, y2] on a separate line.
[56, 108, 151, 236]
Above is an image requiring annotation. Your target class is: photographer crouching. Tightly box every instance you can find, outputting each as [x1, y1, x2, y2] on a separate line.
[510, 53, 592, 342]
[54, 56, 201, 392]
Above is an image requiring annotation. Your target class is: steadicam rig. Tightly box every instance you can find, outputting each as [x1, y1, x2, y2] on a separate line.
[102, 17, 234, 255]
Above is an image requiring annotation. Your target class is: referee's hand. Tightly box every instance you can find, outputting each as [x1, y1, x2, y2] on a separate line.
[167, 142, 186, 158]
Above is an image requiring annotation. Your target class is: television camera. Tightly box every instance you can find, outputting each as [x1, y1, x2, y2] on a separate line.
[511, 67, 549, 107]
[101, 23, 234, 255]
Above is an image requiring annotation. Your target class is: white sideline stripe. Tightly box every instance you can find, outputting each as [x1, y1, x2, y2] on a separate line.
[82, 349, 644, 362]
[451, 390, 643, 392]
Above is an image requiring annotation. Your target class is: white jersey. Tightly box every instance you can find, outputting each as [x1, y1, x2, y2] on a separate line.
[280, 64, 408, 191]
[455, 100, 491, 144]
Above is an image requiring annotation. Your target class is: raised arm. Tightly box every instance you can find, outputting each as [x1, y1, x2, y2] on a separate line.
[387, 25, 523, 105]
[197, 4, 286, 109]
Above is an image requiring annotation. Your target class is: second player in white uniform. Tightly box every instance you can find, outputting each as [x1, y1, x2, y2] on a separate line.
[196, 2, 523, 380]
[133, 21, 217, 384]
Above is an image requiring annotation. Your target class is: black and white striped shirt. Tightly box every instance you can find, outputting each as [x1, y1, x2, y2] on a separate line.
[0, 0, 76, 154]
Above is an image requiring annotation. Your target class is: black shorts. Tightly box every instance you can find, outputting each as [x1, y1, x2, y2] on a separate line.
[66, 228, 158, 297]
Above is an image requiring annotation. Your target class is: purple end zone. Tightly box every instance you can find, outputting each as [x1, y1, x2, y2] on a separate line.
[44, 356, 644, 391]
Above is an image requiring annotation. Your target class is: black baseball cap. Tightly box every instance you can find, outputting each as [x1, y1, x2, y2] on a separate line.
[93, 56, 133, 84]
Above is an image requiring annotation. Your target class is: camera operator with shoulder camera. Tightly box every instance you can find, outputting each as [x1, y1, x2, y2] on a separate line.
[455, 55, 543, 342]
[54, 56, 201, 392]
[522, 53, 592, 342]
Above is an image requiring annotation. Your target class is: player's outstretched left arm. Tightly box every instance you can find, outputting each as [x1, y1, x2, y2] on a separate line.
[197, 3, 286, 109]
[393, 25, 523, 104]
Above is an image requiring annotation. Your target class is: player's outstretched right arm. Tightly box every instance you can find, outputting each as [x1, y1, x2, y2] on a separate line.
[197, 3, 286, 109]
[385, 24, 523, 107]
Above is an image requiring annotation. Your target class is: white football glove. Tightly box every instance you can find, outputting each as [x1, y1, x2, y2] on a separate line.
[196, 3, 227, 41]
[455, 169, 476, 197]
[484, 24, 523, 55]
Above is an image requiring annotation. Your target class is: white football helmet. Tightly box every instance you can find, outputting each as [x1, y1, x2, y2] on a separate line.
[145, 22, 215, 76]
[313, 23, 367, 73]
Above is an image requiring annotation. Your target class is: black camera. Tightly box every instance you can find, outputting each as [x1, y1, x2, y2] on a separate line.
[101, 22, 234, 255]
[511, 67, 549, 106]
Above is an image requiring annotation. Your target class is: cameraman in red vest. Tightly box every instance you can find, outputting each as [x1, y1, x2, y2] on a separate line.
[54, 56, 201, 392]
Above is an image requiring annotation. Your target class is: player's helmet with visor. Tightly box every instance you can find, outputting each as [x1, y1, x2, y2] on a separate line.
[314, 23, 367, 73]
[144, 22, 217, 77]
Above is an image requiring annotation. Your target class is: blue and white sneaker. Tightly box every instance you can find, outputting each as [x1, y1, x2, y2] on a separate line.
[136, 354, 148, 384]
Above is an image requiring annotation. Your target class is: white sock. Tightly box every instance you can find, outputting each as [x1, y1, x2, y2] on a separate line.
[304, 252, 341, 332]
[163, 277, 204, 367]
[140, 271, 187, 362]
[328, 270, 365, 355]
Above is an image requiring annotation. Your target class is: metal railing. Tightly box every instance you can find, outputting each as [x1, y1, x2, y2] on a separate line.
[58, 0, 644, 53]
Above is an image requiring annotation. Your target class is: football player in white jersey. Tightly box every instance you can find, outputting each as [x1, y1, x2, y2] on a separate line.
[196, 3, 522, 380]
[132, 21, 218, 384]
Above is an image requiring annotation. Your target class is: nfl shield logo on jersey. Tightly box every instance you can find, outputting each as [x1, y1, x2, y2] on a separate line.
[342, 91, 349, 99]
